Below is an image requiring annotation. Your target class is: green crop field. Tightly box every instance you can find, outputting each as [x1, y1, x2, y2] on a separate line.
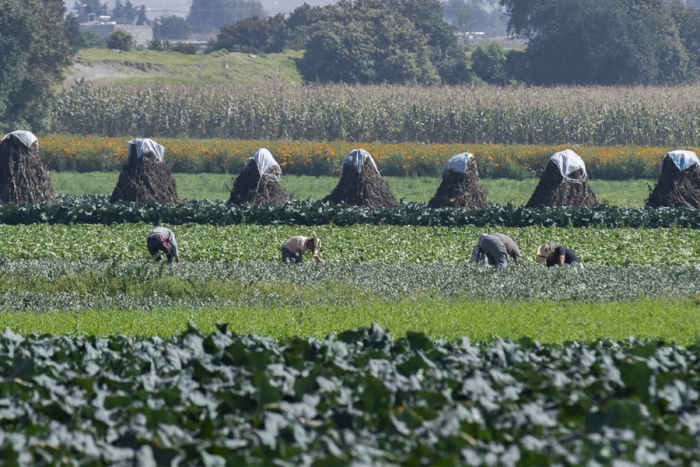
[0, 223, 696, 264]
[9, 71, 700, 462]
[53, 83, 700, 145]
[3, 211, 699, 464]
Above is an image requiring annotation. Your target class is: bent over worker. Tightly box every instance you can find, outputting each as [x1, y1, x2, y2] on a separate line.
[471, 233, 520, 267]
[147, 226, 180, 264]
[536, 241, 581, 267]
[282, 232, 324, 264]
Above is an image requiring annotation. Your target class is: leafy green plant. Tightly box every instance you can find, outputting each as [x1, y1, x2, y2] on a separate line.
[4, 195, 700, 228]
[1, 326, 699, 464]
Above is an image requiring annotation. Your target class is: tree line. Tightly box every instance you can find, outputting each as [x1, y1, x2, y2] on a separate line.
[207, 0, 700, 86]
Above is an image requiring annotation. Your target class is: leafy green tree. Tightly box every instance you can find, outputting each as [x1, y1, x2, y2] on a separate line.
[135, 5, 150, 25]
[0, 0, 73, 132]
[187, 0, 265, 33]
[668, 1, 700, 80]
[500, 0, 689, 85]
[111, 0, 137, 24]
[471, 42, 509, 84]
[80, 30, 107, 48]
[298, 5, 439, 85]
[456, 7, 473, 35]
[298, 0, 469, 83]
[210, 14, 286, 53]
[64, 13, 83, 54]
[286, 3, 328, 50]
[106, 29, 134, 51]
[370, 0, 458, 80]
[153, 15, 191, 40]
[148, 36, 171, 51]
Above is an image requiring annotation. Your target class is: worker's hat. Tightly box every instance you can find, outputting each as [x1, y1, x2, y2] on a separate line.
[536, 241, 558, 263]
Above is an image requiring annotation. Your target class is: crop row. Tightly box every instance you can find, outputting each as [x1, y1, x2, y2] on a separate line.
[41, 135, 676, 179]
[53, 83, 700, 147]
[1, 326, 698, 465]
[5, 195, 700, 228]
[0, 260, 699, 309]
[0, 223, 698, 265]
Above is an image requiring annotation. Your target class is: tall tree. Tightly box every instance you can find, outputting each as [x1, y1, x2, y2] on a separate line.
[298, 4, 440, 85]
[111, 0, 138, 24]
[188, 0, 265, 33]
[0, 0, 73, 132]
[210, 14, 287, 54]
[154, 15, 191, 40]
[135, 6, 150, 25]
[668, 0, 700, 80]
[500, 0, 689, 85]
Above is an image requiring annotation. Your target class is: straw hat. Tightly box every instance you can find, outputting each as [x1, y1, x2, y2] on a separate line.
[536, 241, 558, 263]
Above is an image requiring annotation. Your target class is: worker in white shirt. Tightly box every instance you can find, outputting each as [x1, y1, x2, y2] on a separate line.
[281, 232, 324, 264]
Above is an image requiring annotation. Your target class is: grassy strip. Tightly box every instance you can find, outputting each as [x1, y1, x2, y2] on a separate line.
[69, 48, 303, 86]
[5, 298, 700, 344]
[51, 172, 653, 206]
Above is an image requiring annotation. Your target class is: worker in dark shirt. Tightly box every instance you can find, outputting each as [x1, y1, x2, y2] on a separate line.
[536, 242, 581, 267]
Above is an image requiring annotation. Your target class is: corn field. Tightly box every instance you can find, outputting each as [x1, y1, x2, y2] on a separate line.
[53, 83, 700, 146]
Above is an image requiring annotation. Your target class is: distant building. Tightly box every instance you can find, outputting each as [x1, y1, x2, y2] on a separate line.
[76, 5, 153, 47]
[82, 22, 154, 47]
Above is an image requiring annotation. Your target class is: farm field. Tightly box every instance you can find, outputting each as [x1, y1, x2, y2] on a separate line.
[54, 84, 700, 147]
[51, 172, 652, 206]
[11, 76, 700, 463]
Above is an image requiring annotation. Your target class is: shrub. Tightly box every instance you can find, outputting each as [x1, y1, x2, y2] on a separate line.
[471, 42, 509, 85]
[80, 30, 107, 49]
[148, 37, 171, 51]
[106, 29, 134, 51]
[171, 42, 199, 55]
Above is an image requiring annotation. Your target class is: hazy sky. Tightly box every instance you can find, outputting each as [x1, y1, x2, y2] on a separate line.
[66, 1, 338, 18]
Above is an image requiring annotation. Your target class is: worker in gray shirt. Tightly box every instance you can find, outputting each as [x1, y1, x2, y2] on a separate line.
[471, 233, 520, 267]
[147, 227, 180, 264]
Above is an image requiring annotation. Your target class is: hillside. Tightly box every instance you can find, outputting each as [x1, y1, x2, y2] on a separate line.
[65, 48, 304, 86]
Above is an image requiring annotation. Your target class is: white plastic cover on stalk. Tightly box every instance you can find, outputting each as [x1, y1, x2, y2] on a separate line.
[251, 148, 281, 180]
[340, 148, 379, 176]
[439, 152, 474, 179]
[2, 130, 38, 149]
[665, 150, 699, 171]
[549, 149, 587, 182]
[129, 138, 164, 162]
